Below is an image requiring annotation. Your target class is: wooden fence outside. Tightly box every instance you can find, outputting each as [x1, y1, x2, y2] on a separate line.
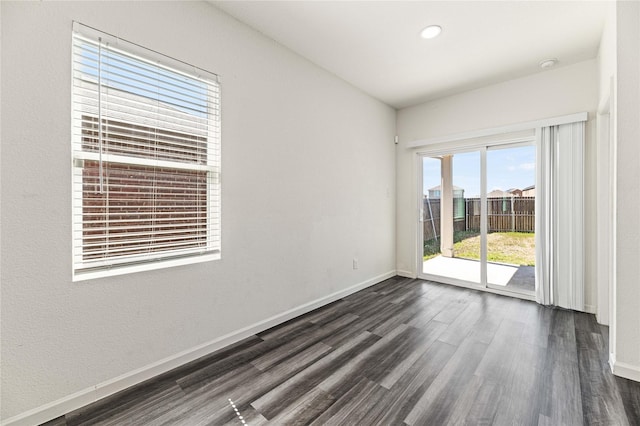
[423, 196, 535, 241]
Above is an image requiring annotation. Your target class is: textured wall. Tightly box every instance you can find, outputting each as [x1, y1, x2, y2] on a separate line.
[0, 1, 396, 420]
[614, 0, 640, 377]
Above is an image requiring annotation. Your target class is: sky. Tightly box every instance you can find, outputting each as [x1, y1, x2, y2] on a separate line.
[423, 145, 536, 198]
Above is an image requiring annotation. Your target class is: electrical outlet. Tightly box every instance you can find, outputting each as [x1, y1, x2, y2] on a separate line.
[353, 258, 359, 270]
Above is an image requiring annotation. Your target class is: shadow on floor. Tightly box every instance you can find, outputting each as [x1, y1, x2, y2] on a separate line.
[505, 265, 535, 293]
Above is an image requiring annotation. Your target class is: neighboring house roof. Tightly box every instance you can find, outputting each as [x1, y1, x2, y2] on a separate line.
[522, 184, 535, 191]
[428, 185, 464, 191]
[488, 189, 514, 198]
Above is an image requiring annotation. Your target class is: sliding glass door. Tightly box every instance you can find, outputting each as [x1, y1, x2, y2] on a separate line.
[420, 142, 536, 297]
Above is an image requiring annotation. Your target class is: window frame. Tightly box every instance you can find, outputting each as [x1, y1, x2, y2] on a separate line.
[71, 23, 221, 281]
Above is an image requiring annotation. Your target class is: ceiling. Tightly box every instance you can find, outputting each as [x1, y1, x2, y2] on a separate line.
[211, 1, 608, 109]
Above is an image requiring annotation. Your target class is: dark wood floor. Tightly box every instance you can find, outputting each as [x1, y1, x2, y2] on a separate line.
[45, 277, 640, 425]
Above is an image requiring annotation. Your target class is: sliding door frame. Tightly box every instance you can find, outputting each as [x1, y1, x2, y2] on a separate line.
[416, 136, 537, 302]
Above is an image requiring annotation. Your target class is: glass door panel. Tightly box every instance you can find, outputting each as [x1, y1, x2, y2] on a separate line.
[422, 152, 481, 285]
[485, 145, 536, 294]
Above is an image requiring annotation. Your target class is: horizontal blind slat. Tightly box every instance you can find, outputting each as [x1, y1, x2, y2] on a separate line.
[76, 226, 214, 240]
[81, 239, 215, 257]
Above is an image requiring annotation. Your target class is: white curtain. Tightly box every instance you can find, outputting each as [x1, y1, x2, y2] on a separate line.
[535, 121, 585, 311]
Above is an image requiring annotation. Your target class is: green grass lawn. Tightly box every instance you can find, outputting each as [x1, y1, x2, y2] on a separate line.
[424, 231, 535, 266]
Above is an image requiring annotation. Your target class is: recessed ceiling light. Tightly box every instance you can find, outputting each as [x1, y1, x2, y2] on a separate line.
[539, 58, 558, 69]
[421, 25, 442, 40]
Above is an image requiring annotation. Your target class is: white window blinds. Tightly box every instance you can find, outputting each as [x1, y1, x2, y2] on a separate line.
[72, 23, 221, 278]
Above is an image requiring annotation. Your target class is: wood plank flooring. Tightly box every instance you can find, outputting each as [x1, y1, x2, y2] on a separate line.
[44, 277, 640, 425]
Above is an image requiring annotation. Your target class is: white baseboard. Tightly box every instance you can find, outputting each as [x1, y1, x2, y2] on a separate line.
[1, 270, 397, 426]
[612, 357, 640, 383]
[396, 269, 416, 279]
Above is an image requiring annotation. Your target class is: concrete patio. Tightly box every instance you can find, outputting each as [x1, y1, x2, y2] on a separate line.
[423, 255, 535, 293]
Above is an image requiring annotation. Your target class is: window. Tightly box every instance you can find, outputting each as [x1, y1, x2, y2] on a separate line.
[453, 197, 465, 220]
[72, 23, 220, 279]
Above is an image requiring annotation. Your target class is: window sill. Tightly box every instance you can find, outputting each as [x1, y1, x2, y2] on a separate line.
[73, 252, 221, 282]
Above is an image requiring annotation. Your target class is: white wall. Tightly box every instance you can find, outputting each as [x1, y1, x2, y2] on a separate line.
[0, 1, 396, 422]
[612, 0, 640, 381]
[396, 60, 599, 312]
[598, 3, 617, 111]
[595, 1, 616, 327]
